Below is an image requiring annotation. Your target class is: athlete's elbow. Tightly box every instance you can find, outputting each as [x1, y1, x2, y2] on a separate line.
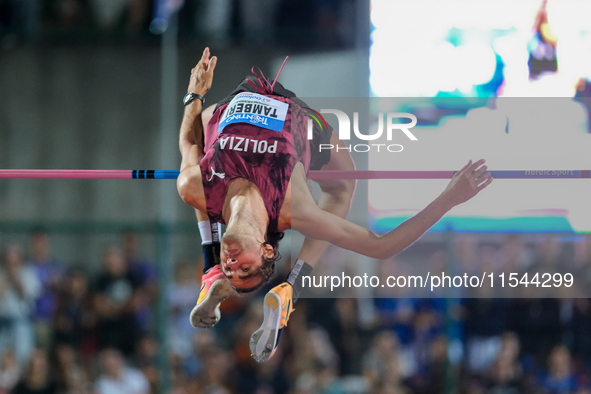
[369, 249, 399, 260]
[356, 244, 389, 260]
[367, 235, 402, 260]
[369, 248, 392, 260]
[373, 250, 400, 260]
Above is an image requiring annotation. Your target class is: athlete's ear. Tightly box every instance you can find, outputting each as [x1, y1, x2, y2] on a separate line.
[262, 243, 274, 259]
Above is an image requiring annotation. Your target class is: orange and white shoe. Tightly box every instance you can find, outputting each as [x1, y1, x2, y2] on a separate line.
[250, 282, 295, 363]
[190, 265, 233, 329]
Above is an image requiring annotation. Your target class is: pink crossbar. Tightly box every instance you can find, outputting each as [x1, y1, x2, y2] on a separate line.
[0, 170, 131, 179]
[0, 169, 589, 180]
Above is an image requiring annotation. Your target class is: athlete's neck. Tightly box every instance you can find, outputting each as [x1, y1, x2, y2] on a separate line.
[222, 178, 268, 241]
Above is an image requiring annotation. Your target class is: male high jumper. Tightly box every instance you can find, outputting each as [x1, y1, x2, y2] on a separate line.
[176, 48, 493, 362]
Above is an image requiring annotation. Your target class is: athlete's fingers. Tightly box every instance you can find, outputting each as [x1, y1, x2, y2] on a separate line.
[192, 48, 209, 75]
[468, 159, 486, 174]
[457, 160, 472, 174]
[207, 56, 217, 74]
[473, 165, 488, 180]
[477, 173, 493, 190]
[200, 47, 210, 69]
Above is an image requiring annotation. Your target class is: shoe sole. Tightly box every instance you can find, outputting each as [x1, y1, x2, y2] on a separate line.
[250, 292, 282, 363]
[189, 279, 232, 329]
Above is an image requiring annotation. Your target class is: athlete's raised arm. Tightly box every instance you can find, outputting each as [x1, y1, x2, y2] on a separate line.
[179, 47, 217, 172]
[177, 48, 217, 212]
[292, 159, 493, 260]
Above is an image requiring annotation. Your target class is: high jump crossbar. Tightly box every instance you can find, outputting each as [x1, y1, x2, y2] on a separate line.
[0, 170, 589, 180]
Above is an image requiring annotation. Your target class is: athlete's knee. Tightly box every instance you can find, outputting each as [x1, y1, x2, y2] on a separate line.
[177, 169, 197, 205]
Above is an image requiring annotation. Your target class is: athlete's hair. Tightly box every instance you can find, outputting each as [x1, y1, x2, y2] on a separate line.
[234, 231, 284, 294]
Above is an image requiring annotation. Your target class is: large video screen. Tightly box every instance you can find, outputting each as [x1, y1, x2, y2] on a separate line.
[369, 0, 591, 233]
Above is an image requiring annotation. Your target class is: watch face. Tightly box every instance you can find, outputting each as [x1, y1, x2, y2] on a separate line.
[183, 93, 203, 106]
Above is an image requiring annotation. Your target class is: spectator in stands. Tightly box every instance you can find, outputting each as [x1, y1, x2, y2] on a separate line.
[0, 350, 20, 393]
[168, 353, 190, 394]
[332, 298, 365, 375]
[53, 269, 97, 357]
[485, 356, 523, 394]
[454, 234, 480, 276]
[362, 330, 404, 389]
[53, 344, 89, 394]
[94, 247, 142, 356]
[0, 245, 40, 367]
[12, 349, 57, 394]
[462, 296, 508, 373]
[409, 302, 445, 378]
[225, 300, 290, 393]
[168, 261, 200, 358]
[536, 345, 578, 394]
[496, 234, 532, 273]
[292, 326, 340, 393]
[372, 296, 416, 351]
[405, 332, 448, 394]
[510, 238, 564, 358]
[27, 229, 64, 349]
[95, 348, 149, 394]
[133, 335, 158, 394]
[498, 332, 522, 372]
[483, 332, 523, 393]
[121, 232, 156, 292]
[121, 231, 156, 332]
[183, 330, 216, 380]
[249, 351, 291, 394]
[377, 357, 411, 394]
[193, 348, 234, 394]
[564, 298, 591, 362]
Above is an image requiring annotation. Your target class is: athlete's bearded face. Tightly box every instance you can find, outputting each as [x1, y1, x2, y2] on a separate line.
[220, 233, 273, 289]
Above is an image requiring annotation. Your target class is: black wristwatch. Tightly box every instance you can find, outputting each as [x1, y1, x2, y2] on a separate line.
[183, 92, 205, 106]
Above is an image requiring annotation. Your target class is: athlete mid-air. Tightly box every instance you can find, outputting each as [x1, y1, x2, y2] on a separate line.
[176, 48, 493, 362]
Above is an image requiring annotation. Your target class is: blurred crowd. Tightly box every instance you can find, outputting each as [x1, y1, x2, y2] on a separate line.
[0, 0, 356, 47]
[0, 230, 159, 394]
[1, 231, 591, 393]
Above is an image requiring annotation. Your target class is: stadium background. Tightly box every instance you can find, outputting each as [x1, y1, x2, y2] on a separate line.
[1, 0, 591, 393]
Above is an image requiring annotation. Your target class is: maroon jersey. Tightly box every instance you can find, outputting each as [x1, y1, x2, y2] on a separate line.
[200, 91, 311, 232]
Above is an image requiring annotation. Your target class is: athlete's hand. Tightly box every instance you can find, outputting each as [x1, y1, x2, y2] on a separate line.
[439, 159, 493, 209]
[188, 47, 217, 96]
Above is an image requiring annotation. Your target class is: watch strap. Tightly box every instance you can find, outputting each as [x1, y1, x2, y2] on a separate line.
[183, 92, 205, 106]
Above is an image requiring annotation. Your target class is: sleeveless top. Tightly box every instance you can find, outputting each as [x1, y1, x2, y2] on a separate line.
[199, 79, 311, 232]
